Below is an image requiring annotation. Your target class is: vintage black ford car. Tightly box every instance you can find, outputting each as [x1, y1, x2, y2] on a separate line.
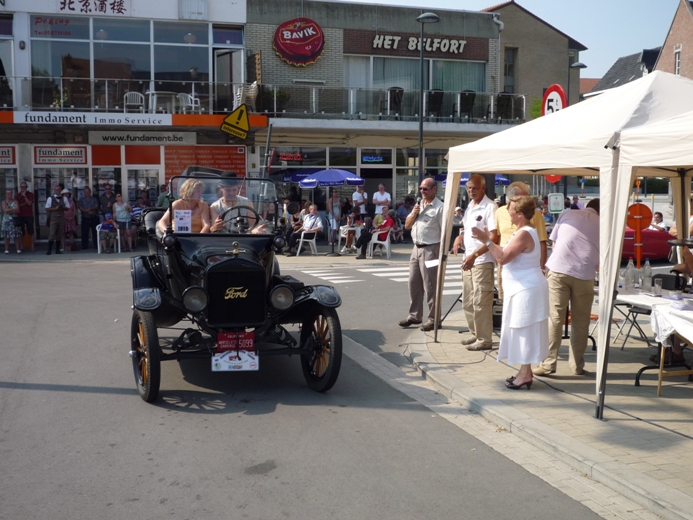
[129, 169, 342, 402]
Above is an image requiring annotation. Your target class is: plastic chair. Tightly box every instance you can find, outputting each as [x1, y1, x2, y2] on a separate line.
[367, 229, 391, 259]
[123, 91, 145, 113]
[495, 93, 513, 122]
[177, 93, 201, 113]
[296, 230, 318, 256]
[234, 81, 258, 112]
[96, 223, 121, 254]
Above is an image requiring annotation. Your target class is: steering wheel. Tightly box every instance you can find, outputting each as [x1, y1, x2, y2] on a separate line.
[216, 205, 264, 233]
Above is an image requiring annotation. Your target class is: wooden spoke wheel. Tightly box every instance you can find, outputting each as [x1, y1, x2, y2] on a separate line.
[300, 307, 342, 392]
[130, 310, 161, 403]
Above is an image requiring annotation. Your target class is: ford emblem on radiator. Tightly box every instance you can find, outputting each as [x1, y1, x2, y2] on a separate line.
[224, 287, 249, 299]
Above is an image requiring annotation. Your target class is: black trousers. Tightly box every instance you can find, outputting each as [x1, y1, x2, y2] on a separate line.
[288, 231, 315, 250]
[355, 230, 373, 255]
[81, 216, 99, 249]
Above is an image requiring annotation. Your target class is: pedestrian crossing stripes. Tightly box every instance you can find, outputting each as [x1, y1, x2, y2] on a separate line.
[298, 262, 465, 294]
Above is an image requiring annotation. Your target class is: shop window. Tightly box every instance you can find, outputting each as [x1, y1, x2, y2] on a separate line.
[92, 18, 150, 43]
[154, 21, 208, 45]
[360, 148, 392, 165]
[0, 16, 12, 37]
[154, 45, 209, 88]
[30, 15, 90, 40]
[213, 26, 244, 46]
[329, 148, 357, 167]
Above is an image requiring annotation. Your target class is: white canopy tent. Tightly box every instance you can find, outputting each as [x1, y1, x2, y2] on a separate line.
[441, 71, 693, 418]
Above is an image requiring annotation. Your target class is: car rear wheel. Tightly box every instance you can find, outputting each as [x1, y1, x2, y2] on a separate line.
[130, 310, 161, 402]
[300, 307, 342, 392]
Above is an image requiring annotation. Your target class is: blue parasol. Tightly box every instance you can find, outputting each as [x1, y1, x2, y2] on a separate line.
[298, 168, 365, 189]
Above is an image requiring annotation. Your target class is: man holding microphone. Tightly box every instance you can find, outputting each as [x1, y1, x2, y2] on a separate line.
[398, 177, 444, 332]
[452, 174, 498, 351]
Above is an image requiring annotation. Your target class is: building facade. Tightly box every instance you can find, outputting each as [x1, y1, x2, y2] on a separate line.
[0, 0, 585, 230]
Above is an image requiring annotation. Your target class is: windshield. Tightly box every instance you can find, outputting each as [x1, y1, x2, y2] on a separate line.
[167, 176, 279, 235]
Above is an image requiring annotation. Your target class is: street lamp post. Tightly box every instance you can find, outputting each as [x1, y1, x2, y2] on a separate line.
[563, 58, 587, 197]
[416, 12, 440, 185]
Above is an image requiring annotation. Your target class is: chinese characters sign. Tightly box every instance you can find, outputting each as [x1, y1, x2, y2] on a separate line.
[56, 0, 130, 16]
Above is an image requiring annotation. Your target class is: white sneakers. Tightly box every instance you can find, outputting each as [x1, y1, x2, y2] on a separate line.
[340, 247, 348, 254]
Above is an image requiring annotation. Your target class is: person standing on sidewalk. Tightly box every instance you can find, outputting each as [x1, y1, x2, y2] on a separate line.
[471, 196, 549, 390]
[533, 198, 600, 377]
[79, 186, 99, 249]
[45, 184, 67, 255]
[452, 174, 498, 351]
[496, 181, 548, 299]
[16, 181, 35, 252]
[398, 177, 444, 332]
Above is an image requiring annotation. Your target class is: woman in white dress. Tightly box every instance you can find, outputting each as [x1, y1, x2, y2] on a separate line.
[471, 196, 549, 390]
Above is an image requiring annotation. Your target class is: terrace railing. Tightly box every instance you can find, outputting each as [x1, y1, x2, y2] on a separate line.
[6, 77, 526, 124]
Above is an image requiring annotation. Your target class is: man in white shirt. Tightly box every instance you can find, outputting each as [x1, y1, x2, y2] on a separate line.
[398, 177, 444, 331]
[285, 204, 323, 255]
[648, 211, 668, 232]
[352, 185, 367, 216]
[372, 184, 391, 215]
[452, 175, 498, 351]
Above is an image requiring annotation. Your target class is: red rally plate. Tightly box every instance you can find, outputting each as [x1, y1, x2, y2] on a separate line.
[217, 331, 255, 351]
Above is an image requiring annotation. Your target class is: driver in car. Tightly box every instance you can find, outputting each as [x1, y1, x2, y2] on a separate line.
[210, 177, 267, 234]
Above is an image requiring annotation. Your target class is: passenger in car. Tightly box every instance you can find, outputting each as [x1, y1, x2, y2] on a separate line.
[157, 178, 211, 234]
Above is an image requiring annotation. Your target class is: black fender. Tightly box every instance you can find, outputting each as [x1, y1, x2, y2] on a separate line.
[277, 285, 341, 324]
[130, 255, 185, 327]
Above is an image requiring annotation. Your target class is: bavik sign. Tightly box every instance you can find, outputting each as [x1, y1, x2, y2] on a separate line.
[273, 18, 325, 66]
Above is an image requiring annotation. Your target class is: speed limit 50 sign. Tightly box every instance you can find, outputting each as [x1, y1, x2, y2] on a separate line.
[542, 84, 567, 116]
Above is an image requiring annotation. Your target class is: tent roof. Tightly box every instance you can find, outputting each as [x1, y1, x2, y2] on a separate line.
[447, 71, 693, 178]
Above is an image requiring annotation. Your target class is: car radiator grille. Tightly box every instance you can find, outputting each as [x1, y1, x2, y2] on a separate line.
[206, 264, 266, 328]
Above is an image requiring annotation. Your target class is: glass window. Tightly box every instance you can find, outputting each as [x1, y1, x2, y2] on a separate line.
[31, 15, 90, 40]
[154, 21, 208, 45]
[154, 45, 209, 86]
[344, 56, 370, 88]
[0, 16, 12, 37]
[273, 147, 326, 167]
[361, 148, 392, 165]
[92, 18, 150, 43]
[373, 57, 422, 90]
[213, 27, 243, 45]
[94, 43, 151, 80]
[31, 40, 90, 78]
[431, 60, 485, 93]
[329, 148, 357, 167]
[396, 148, 418, 168]
[425, 149, 448, 168]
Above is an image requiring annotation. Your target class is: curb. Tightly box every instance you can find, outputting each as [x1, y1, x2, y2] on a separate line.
[404, 328, 693, 520]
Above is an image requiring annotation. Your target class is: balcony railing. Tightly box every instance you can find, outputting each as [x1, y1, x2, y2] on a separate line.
[6, 77, 526, 123]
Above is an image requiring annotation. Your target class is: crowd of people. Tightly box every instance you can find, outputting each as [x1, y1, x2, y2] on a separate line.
[0, 180, 156, 255]
[398, 175, 601, 391]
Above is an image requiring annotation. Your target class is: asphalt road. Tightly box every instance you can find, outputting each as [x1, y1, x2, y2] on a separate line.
[0, 259, 601, 520]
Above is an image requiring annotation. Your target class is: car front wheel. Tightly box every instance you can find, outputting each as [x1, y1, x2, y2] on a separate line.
[300, 307, 342, 392]
[130, 310, 161, 402]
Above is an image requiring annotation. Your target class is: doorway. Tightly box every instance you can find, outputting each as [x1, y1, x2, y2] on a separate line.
[214, 49, 243, 112]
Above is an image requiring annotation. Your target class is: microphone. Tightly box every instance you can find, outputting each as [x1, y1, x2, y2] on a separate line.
[416, 197, 422, 206]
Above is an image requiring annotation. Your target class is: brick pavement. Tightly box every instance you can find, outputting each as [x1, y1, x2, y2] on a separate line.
[405, 308, 693, 520]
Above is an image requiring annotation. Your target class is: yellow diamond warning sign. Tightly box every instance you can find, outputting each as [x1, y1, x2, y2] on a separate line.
[220, 105, 249, 139]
